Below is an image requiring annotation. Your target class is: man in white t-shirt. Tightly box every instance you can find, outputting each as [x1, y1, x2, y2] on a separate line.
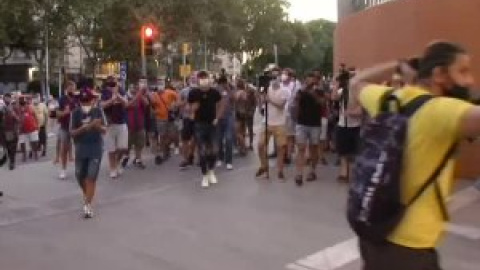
[256, 77, 289, 180]
[283, 69, 301, 164]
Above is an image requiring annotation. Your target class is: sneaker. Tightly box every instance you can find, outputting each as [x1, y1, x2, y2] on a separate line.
[179, 160, 191, 170]
[83, 204, 93, 219]
[110, 171, 118, 179]
[0, 190, 3, 197]
[295, 175, 304, 187]
[155, 156, 164, 165]
[226, 164, 233, 170]
[174, 148, 180, 155]
[134, 159, 146, 169]
[201, 175, 210, 188]
[59, 170, 67, 180]
[117, 167, 124, 176]
[121, 156, 130, 168]
[216, 161, 223, 168]
[208, 170, 218, 184]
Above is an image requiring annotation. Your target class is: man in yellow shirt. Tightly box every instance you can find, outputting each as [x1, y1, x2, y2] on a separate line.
[349, 41, 480, 270]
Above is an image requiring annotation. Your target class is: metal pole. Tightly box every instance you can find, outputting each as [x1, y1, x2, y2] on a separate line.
[58, 67, 62, 97]
[182, 52, 187, 84]
[204, 35, 208, 71]
[45, 25, 50, 99]
[141, 27, 147, 77]
[273, 44, 278, 66]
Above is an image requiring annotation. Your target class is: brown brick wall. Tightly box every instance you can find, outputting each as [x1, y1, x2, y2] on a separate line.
[334, 0, 480, 86]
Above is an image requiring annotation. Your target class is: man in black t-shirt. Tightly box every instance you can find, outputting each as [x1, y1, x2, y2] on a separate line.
[293, 72, 324, 186]
[188, 71, 224, 188]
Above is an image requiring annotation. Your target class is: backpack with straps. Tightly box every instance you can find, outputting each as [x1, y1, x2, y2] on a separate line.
[347, 90, 453, 243]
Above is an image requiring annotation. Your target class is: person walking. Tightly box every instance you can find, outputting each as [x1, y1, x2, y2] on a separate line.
[70, 88, 106, 219]
[188, 71, 225, 188]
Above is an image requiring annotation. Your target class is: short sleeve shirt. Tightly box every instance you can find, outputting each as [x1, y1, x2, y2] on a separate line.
[58, 96, 78, 130]
[188, 88, 221, 124]
[101, 89, 127, 125]
[360, 84, 474, 248]
[70, 107, 107, 159]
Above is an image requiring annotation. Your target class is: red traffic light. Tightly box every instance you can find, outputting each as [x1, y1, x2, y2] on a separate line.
[144, 27, 154, 38]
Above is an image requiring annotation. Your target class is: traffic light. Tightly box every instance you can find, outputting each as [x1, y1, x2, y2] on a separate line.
[143, 26, 154, 56]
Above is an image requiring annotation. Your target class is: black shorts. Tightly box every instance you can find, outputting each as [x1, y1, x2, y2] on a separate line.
[359, 239, 442, 270]
[181, 119, 195, 141]
[336, 126, 360, 156]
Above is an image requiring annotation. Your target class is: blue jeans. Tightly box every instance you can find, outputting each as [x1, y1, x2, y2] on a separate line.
[194, 123, 218, 175]
[217, 116, 235, 164]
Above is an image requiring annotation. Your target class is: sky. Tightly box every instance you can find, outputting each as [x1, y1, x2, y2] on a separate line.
[288, 0, 338, 22]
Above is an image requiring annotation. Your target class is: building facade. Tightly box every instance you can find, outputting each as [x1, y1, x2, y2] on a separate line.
[335, 0, 480, 86]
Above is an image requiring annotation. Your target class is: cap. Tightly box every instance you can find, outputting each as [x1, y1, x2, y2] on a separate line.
[79, 88, 98, 103]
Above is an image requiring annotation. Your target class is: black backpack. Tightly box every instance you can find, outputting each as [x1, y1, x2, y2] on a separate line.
[347, 90, 453, 243]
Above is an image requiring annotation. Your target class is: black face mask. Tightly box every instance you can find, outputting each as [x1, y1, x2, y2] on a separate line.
[68, 92, 74, 97]
[19, 101, 26, 106]
[445, 84, 471, 100]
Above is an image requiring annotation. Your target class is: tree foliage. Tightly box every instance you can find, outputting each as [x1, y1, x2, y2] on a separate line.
[0, 0, 335, 77]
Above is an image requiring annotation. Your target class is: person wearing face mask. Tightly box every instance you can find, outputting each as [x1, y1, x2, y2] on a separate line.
[188, 71, 225, 188]
[70, 88, 106, 219]
[18, 96, 39, 162]
[292, 72, 325, 187]
[283, 68, 301, 165]
[32, 94, 49, 157]
[349, 41, 480, 270]
[100, 77, 129, 179]
[0, 93, 19, 170]
[56, 81, 78, 179]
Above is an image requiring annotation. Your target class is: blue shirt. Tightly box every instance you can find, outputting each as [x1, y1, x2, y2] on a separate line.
[70, 107, 106, 159]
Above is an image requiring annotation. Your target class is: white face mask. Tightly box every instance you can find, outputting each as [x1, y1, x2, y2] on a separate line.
[82, 105, 92, 113]
[199, 79, 210, 88]
[281, 74, 289, 82]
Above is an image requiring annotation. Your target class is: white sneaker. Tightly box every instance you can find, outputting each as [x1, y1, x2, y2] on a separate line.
[117, 167, 124, 176]
[208, 170, 218, 184]
[201, 175, 210, 188]
[226, 164, 233, 170]
[59, 170, 66, 180]
[110, 171, 118, 179]
[216, 161, 223, 168]
[174, 148, 180, 155]
[83, 204, 93, 219]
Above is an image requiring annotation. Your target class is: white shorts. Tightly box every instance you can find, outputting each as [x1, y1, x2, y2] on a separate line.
[19, 131, 39, 144]
[320, 117, 328, 141]
[105, 124, 128, 152]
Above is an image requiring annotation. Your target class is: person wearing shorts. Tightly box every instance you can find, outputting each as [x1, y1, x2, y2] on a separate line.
[101, 77, 129, 178]
[256, 77, 289, 180]
[70, 88, 106, 219]
[125, 84, 148, 169]
[293, 73, 324, 186]
[178, 79, 196, 169]
[18, 97, 39, 162]
[149, 81, 179, 165]
[57, 81, 78, 179]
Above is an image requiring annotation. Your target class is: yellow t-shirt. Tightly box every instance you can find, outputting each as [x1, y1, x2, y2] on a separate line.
[359, 85, 474, 248]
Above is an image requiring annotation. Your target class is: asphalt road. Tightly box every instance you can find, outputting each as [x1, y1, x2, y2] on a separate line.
[0, 141, 479, 270]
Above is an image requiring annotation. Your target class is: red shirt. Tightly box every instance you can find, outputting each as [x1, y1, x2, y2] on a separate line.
[20, 107, 38, 134]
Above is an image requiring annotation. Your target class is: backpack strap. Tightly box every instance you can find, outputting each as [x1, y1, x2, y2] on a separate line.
[401, 95, 433, 117]
[407, 142, 456, 221]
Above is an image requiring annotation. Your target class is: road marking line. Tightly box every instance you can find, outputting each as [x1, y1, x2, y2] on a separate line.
[286, 263, 315, 270]
[446, 223, 480, 240]
[296, 238, 359, 270]
[287, 186, 480, 270]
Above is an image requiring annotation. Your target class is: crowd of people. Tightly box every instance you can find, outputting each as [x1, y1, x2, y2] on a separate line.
[0, 66, 366, 215]
[1, 40, 480, 270]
